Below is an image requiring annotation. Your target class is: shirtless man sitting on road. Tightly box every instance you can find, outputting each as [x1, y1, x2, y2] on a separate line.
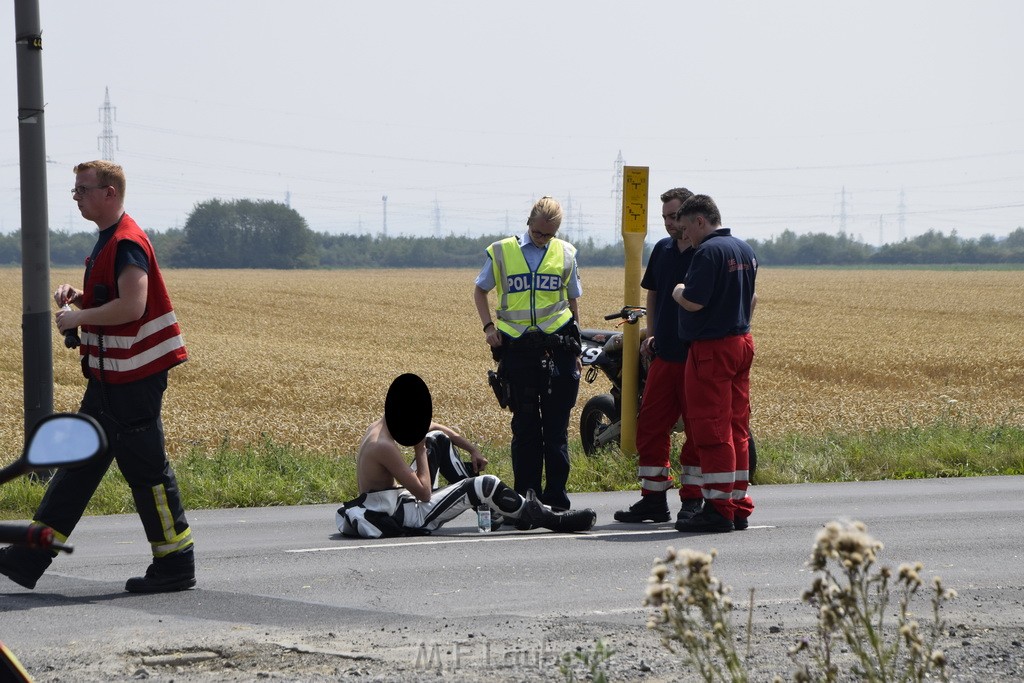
[336, 373, 597, 539]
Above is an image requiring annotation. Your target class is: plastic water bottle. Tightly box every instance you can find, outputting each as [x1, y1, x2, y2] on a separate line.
[61, 304, 81, 348]
[477, 506, 492, 533]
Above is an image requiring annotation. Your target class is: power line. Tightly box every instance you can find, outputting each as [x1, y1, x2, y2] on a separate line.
[111, 120, 1024, 174]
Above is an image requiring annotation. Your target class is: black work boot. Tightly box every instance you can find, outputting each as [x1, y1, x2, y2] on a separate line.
[0, 545, 54, 590]
[675, 498, 704, 523]
[613, 491, 670, 523]
[125, 547, 196, 593]
[675, 502, 734, 534]
[521, 490, 596, 533]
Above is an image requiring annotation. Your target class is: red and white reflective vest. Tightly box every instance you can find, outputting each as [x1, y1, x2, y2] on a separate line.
[79, 214, 188, 383]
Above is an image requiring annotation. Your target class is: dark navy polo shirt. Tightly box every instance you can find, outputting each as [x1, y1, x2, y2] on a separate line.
[641, 236, 694, 362]
[678, 228, 757, 342]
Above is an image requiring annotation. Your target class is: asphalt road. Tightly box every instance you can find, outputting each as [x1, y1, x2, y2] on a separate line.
[2, 476, 1022, 679]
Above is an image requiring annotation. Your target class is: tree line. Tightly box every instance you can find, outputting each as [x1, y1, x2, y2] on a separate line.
[2, 198, 1022, 268]
[747, 228, 1024, 265]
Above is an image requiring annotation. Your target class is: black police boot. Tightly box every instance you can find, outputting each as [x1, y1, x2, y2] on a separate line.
[0, 545, 54, 590]
[675, 497, 704, 523]
[613, 491, 670, 523]
[675, 502, 734, 534]
[521, 490, 596, 533]
[125, 547, 196, 593]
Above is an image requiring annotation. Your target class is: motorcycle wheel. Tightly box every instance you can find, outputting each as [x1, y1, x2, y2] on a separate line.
[580, 393, 619, 456]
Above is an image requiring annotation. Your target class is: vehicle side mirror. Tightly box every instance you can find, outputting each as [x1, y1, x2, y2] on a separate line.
[24, 413, 107, 468]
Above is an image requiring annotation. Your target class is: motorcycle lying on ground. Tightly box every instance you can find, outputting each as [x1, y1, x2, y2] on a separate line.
[579, 306, 757, 480]
[0, 412, 107, 683]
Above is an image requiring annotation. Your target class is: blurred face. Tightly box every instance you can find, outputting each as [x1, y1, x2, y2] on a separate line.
[528, 218, 559, 248]
[662, 199, 686, 242]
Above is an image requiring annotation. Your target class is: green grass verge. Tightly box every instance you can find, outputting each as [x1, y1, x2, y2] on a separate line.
[1, 422, 1021, 520]
[756, 422, 1024, 484]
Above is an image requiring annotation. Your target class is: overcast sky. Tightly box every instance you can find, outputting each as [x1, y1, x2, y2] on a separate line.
[2, 1, 1022, 245]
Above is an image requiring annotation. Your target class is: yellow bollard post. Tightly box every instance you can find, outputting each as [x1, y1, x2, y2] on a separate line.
[619, 166, 648, 457]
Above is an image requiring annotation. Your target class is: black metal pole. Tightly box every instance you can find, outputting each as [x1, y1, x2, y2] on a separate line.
[14, 0, 54, 437]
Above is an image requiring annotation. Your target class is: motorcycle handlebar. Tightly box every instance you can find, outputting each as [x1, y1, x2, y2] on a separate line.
[603, 306, 647, 324]
[0, 524, 73, 554]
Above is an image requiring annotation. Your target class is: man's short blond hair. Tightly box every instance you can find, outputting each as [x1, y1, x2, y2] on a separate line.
[74, 160, 126, 198]
[526, 196, 563, 228]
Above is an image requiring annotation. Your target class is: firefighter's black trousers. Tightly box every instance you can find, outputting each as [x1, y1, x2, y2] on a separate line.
[35, 370, 193, 557]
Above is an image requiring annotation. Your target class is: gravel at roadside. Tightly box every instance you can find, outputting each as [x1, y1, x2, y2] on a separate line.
[16, 591, 1024, 682]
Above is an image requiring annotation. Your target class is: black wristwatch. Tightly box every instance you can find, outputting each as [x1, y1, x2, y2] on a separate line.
[483, 321, 495, 332]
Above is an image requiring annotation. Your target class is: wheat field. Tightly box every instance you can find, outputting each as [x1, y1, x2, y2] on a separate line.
[1, 267, 1022, 461]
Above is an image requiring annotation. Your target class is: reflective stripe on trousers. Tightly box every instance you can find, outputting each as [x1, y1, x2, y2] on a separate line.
[635, 357, 702, 498]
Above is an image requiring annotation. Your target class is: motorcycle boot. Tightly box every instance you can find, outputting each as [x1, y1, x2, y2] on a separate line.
[520, 490, 596, 533]
[613, 491, 670, 523]
[0, 545, 54, 590]
[125, 546, 196, 593]
[511, 515, 534, 530]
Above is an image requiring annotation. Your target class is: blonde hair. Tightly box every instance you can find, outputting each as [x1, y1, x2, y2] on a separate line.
[73, 160, 126, 198]
[526, 196, 563, 229]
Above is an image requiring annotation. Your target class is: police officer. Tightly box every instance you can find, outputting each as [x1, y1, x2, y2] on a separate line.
[473, 196, 583, 511]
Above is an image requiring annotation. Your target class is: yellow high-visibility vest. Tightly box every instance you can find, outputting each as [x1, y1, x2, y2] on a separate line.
[488, 237, 575, 338]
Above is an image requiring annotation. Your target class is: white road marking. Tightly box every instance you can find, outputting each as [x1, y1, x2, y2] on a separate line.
[288, 525, 771, 553]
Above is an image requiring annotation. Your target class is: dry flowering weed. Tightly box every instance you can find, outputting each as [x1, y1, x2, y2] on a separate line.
[644, 520, 954, 682]
[644, 547, 747, 682]
[794, 520, 955, 682]
[0, 267, 1021, 461]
